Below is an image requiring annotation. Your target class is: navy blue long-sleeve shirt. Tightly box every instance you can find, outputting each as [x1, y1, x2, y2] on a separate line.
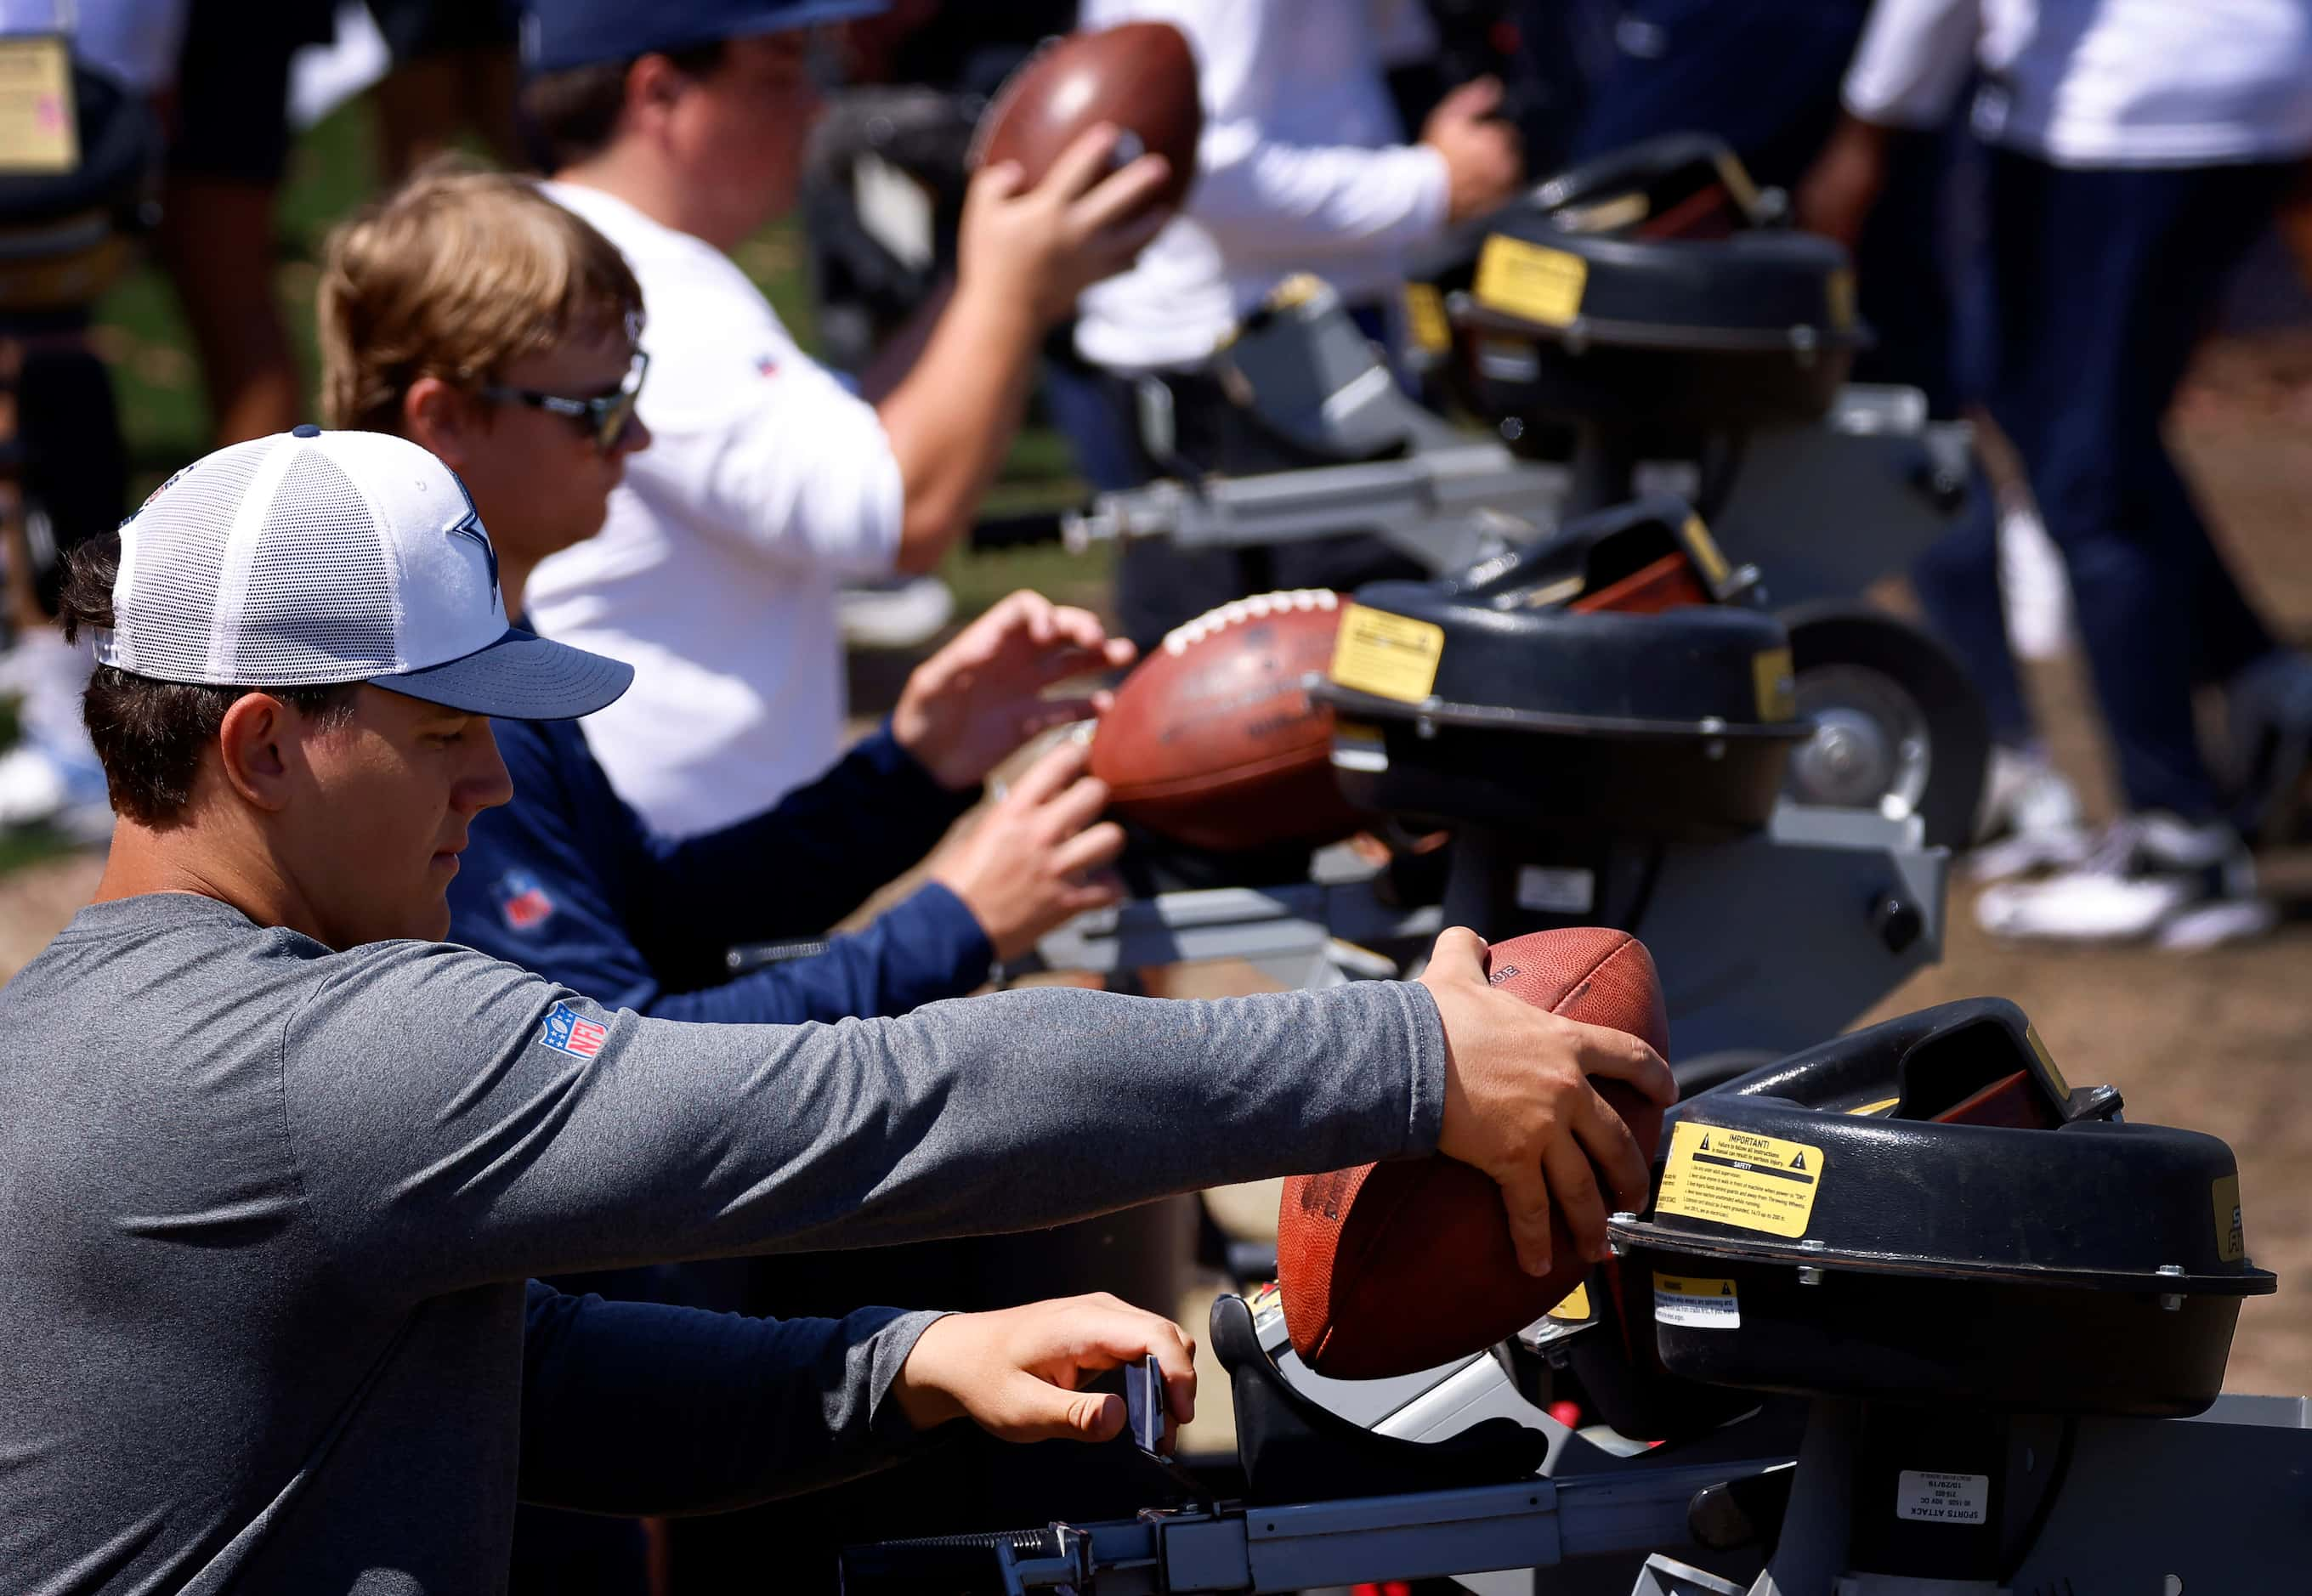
[448, 713, 992, 1024]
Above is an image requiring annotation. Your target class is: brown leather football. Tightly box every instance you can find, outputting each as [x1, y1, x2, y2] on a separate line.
[1278, 928, 1669, 1380]
[972, 20, 1202, 216]
[1089, 590, 1363, 852]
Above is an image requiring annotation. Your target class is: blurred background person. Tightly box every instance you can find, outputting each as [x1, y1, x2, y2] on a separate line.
[516, 0, 1168, 838]
[1057, 0, 1525, 656]
[1572, 0, 2088, 867]
[1804, 0, 2312, 948]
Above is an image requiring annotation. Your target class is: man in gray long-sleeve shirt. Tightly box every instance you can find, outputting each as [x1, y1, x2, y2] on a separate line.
[0, 427, 1671, 1594]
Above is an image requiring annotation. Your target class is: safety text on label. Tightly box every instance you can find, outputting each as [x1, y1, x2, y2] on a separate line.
[1656, 1121, 1824, 1239]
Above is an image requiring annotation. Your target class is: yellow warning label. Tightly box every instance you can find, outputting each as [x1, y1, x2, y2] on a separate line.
[2213, 1174, 2245, 1263]
[1403, 282, 1452, 354]
[1683, 515, 1731, 588]
[1546, 1282, 1592, 1322]
[0, 36, 78, 174]
[1753, 648, 1797, 722]
[1847, 1096, 1901, 1118]
[2022, 1023, 2070, 1099]
[1658, 1121, 1824, 1239]
[1652, 1272, 1741, 1328]
[1329, 603, 1445, 704]
[1473, 235, 1588, 328]
[1826, 268, 1857, 333]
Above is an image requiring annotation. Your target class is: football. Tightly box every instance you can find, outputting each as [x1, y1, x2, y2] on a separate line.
[1090, 590, 1363, 852]
[1278, 928, 1670, 1380]
[972, 21, 1203, 216]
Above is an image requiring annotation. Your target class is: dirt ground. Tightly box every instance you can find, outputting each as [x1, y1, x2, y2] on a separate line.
[3, 333, 2308, 1408]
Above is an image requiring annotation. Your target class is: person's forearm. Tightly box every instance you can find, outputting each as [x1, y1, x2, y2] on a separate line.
[875, 280, 1045, 574]
[639, 724, 974, 948]
[643, 886, 992, 1027]
[518, 1282, 947, 1515]
[1841, 0, 1981, 130]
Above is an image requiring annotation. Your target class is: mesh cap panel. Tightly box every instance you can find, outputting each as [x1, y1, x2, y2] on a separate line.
[115, 439, 275, 681]
[234, 450, 396, 682]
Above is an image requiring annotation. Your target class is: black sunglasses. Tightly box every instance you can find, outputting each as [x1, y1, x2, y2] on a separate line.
[480, 348, 649, 454]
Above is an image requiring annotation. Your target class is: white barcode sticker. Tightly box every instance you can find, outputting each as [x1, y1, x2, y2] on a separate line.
[1896, 1470, 1988, 1524]
[1515, 864, 1595, 914]
[1652, 1272, 1740, 1329]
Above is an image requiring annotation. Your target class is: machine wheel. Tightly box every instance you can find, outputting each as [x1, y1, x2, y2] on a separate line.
[1780, 602, 1990, 851]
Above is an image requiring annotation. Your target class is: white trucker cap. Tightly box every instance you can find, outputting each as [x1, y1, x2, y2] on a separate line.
[92, 427, 631, 720]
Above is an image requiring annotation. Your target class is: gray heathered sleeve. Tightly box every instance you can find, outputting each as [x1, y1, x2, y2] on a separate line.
[279, 941, 1445, 1299]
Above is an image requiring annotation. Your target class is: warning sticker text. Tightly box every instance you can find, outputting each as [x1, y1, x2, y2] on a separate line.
[1656, 1121, 1824, 1239]
[1653, 1272, 1740, 1330]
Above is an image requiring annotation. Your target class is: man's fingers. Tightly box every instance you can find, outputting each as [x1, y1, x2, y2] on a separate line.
[1047, 603, 1111, 655]
[1042, 121, 1130, 199]
[972, 158, 1029, 203]
[1006, 738, 1091, 806]
[1491, 1163, 1557, 1277]
[1053, 818, 1127, 876]
[1568, 1020, 1678, 1106]
[1072, 153, 1173, 234]
[1042, 775, 1119, 845]
[1017, 696, 1104, 739]
[1082, 194, 1172, 268]
[1574, 1085, 1655, 1213]
[1437, 75, 1503, 121]
[1426, 925, 1490, 983]
[1002, 1379, 1126, 1445]
[1541, 1135, 1610, 1265]
[1102, 637, 1138, 671]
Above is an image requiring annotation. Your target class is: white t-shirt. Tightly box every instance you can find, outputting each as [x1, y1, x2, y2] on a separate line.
[527, 182, 904, 837]
[1844, 0, 2312, 167]
[1072, 0, 1453, 373]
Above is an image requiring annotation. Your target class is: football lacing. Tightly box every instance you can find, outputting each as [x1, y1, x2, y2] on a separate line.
[1160, 588, 1339, 655]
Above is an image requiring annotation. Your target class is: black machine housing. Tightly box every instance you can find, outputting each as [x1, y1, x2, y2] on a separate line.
[1560, 999, 2275, 1432]
[1317, 495, 1809, 840]
[1418, 135, 1869, 444]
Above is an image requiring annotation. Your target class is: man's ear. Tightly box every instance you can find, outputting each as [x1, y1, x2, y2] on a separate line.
[215, 693, 298, 812]
[626, 53, 689, 138]
[403, 376, 483, 473]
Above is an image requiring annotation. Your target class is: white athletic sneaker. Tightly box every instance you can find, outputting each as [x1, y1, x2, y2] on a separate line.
[1968, 744, 2089, 883]
[1975, 812, 2275, 950]
[837, 574, 955, 650]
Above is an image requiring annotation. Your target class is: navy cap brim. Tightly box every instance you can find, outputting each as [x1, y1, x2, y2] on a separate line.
[371, 626, 632, 721]
[524, 1, 889, 73]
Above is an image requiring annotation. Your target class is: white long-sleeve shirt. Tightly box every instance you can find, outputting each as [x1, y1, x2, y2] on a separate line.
[527, 181, 904, 836]
[1073, 0, 1454, 372]
[1844, 0, 2312, 167]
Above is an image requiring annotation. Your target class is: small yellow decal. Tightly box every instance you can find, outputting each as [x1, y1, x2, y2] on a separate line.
[1403, 282, 1451, 354]
[1329, 603, 1445, 704]
[1683, 515, 1731, 588]
[1473, 236, 1588, 328]
[1546, 1282, 1591, 1322]
[2213, 1174, 2245, 1264]
[1753, 648, 1797, 722]
[2022, 1023, 2070, 1098]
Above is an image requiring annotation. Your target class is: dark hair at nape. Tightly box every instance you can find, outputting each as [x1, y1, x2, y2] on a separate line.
[517, 41, 729, 172]
[56, 535, 358, 827]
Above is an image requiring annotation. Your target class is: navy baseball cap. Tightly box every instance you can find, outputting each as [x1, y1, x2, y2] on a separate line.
[520, 0, 890, 74]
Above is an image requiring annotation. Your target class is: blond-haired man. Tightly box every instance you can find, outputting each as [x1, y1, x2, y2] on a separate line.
[320, 164, 1128, 1025]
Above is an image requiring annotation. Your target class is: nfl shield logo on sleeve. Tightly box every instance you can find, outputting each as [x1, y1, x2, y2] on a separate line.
[539, 1001, 609, 1059]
